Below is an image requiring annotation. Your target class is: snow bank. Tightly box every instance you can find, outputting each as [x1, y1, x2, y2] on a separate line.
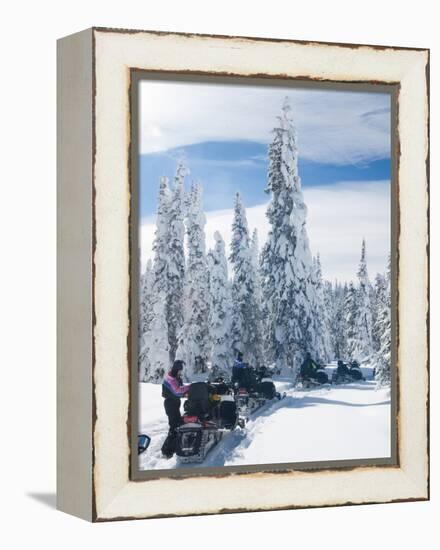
[226, 382, 390, 466]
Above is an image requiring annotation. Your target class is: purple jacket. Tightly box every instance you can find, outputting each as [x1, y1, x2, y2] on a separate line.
[162, 372, 190, 399]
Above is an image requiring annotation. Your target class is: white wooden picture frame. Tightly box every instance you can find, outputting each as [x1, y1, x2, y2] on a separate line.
[57, 27, 429, 522]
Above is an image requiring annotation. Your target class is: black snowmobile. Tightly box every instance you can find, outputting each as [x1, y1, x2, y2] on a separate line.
[175, 381, 238, 463]
[297, 356, 330, 389]
[232, 364, 282, 423]
[331, 360, 365, 384]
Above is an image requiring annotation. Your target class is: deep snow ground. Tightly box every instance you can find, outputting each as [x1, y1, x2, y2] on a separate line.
[138, 368, 391, 471]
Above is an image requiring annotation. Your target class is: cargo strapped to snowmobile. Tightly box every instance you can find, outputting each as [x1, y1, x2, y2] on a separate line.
[185, 382, 212, 419]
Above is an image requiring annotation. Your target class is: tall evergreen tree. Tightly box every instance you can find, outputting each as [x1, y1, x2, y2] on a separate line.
[207, 231, 233, 375]
[324, 280, 339, 359]
[333, 281, 348, 359]
[176, 183, 211, 374]
[312, 255, 333, 362]
[166, 162, 187, 364]
[139, 259, 154, 337]
[261, 97, 316, 374]
[230, 193, 263, 366]
[138, 290, 170, 382]
[375, 256, 392, 386]
[250, 228, 264, 365]
[139, 177, 171, 381]
[372, 273, 387, 353]
[344, 281, 358, 359]
[355, 239, 374, 360]
[250, 229, 262, 306]
[138, 260, 154, 382]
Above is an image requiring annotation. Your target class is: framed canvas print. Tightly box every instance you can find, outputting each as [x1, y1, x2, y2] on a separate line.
[57, 27, 429, 522]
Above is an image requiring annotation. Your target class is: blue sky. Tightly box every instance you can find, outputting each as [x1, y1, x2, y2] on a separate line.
[140, 141, 390, 217]
[138, 80, 391, 281]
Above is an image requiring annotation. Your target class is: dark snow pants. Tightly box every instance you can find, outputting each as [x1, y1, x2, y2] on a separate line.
[164, 397, 182, 431]
[161, 398, 183, 458]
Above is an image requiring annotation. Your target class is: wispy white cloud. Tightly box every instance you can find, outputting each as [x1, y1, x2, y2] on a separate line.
[140, 180, 390, 283]
[140, 81, 391, 165]
[188, 158, 261, 169]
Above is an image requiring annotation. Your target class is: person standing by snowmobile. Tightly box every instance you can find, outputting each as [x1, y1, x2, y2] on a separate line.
[161, 360, 190, 458]
[299, 352, 330, 385]
[337, 360, 349, 376]
[348, 359, 363, 380]
[300, 352, 320, 379]
[232, 352, 246, 388]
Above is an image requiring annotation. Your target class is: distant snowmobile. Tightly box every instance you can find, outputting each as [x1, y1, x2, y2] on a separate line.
[175, 382, 239, 463]
[331, 360, 365, 384]
[233, 365, 283, 423]
[297, 368, 330, 389]
[297, 354, 330, 389]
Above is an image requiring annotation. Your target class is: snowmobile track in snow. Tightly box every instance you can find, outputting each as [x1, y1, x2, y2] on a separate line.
[175, 385, 295, 468]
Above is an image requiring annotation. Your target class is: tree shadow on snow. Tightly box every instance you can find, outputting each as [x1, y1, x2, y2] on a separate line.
[328, 382, 380, 391]
[295, 395, 390, 408]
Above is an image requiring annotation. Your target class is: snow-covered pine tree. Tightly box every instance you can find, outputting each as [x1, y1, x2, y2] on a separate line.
[139, 177, 171, 382]
[375, 256, 392, 386]
[250, 228, 264, 365]
[207, 231, 233, 376]
[312, 255, 333, 363]
[250, 228, 262, 306]
[332, 281, 348, 359]
[324, 280, 338, 359]
[344, 281, 358, 360]
[369, 276, 377, 334]
[230, 193, 264, 366]
[176, 182, 211, 375]
[138, 289, 170, 382]
[139, 259, 153, 337]
[138, 260, 154, 382]
[309, 257, 319, 358]
[166, 162, 187, 364]
[260, 97, 316, 375]
[372, 273, 387, 353]
[354, 239, 374, 360]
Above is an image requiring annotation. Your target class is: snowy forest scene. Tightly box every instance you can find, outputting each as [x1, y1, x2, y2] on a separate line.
[136, 80, 393, 471]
